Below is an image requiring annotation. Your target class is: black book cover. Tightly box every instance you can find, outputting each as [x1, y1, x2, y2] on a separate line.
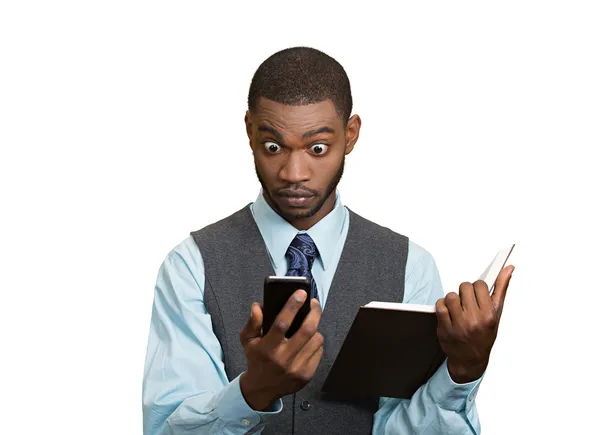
[322, 306, 446, 399]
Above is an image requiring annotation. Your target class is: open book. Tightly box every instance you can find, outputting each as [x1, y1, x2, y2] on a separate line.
[321, 245, 515, 399]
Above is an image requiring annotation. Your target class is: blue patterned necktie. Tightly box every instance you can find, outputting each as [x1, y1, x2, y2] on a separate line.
[285, 233, 319, 301]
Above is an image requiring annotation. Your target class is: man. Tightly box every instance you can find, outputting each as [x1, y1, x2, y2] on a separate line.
[142, 47, 514, 434]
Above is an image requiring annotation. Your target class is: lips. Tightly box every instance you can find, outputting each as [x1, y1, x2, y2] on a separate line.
[277, 189, 315, 207]
[280, 196, 314, 207]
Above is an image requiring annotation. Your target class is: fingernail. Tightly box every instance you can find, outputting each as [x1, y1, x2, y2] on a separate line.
[294, 290, 307, 302]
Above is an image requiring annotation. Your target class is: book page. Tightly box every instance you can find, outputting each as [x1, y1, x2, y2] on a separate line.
[365, 244, 515, 308]
[363, 302, 436, 313]
[478, 244, 515, 292]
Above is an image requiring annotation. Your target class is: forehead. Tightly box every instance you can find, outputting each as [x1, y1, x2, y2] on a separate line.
[252, 97, 342, 132]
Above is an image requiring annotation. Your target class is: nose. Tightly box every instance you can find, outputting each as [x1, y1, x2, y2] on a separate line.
[279, 150, 310, 184]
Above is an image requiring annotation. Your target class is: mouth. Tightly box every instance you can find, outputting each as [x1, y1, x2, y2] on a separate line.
[277, 189, 316, 207]
[279, 196, 314, 207]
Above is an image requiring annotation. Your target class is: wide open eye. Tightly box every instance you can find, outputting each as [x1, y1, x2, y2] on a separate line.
[264, 142, 282, 154]
[309, 143, 329, 155]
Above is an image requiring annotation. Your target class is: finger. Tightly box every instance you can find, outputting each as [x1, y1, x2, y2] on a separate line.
[491, 265, 515, 314]
[262, 289, 308, 346]
[291, 341, 324, 382]
[294, 331, 325, 364]
[435, 297, 453, 330]
[239, 302, 263, 346]
[458, 281, 477, 312]
[287, 298, 323, 351]
[305, 345, 324, 375]
[473, 280, 493, 312]
[445, 291, 464, 328]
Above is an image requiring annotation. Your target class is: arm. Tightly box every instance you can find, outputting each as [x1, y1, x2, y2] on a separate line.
[372, 243, 482, 435]
[142, 237, 282, 435]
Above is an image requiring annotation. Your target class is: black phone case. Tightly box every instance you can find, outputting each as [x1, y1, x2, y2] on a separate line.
[263, 276, 312, 338]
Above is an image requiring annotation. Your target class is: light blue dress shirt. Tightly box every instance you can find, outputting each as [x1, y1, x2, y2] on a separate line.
[143, 191, 483, 434]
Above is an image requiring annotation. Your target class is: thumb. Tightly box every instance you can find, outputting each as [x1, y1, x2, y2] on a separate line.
[491, 265, 515, 315]
[240, 302, 263, 346]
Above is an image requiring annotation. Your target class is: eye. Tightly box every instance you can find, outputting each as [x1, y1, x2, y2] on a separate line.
[264, 141, 282, 154]
[309, 143, 329, 155]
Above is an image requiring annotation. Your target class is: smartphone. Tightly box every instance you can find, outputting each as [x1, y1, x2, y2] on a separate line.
[263, 276, 312, 338]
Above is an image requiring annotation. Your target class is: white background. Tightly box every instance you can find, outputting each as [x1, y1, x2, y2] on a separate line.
[1, 1, 598, 434]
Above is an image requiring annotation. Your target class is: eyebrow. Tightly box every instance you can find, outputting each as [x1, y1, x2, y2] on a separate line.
[258, 124, 335, 142]
[258, 125, 283, 141]
[302, 127, 335, 139]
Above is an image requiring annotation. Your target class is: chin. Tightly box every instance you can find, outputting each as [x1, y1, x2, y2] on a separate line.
[277, 200, 323, 220]
[276, 201, 311, 214]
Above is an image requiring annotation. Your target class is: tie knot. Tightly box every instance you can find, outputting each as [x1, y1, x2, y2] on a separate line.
[286, 233, 318, 271]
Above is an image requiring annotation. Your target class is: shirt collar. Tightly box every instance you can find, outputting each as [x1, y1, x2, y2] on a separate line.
[250, 189, 346, 270]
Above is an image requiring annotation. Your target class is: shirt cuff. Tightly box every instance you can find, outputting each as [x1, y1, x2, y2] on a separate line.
[427, 360, 483, 412]
[215, 373, 283, 434]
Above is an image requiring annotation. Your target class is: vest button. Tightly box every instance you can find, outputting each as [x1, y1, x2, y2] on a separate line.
[300, 400, 311, 411]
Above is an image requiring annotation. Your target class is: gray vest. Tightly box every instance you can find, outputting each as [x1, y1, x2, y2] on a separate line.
[191, 204, 408, 434]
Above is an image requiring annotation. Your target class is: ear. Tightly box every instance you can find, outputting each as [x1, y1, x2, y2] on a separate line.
[244, 111, 254, 150]
[344, 114, 361, 155]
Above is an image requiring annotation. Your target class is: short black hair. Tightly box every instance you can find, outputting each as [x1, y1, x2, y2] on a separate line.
[248, 47, 353, 123]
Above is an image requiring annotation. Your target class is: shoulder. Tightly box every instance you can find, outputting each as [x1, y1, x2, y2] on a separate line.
[190, 204, 253, 239]
[168, 236, 203, 265]
[406, 240, 438, 279]
[155, 236, 205, 287]
[346, 208, 438, 277]
[408, 240, 436, 265]
[346, 208, 408, 242]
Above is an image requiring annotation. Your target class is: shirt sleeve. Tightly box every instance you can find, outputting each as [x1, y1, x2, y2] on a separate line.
[142, 237, 282, 435]
[372, 241, 482, 434]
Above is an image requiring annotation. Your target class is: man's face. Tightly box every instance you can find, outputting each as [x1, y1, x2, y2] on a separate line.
[245, 98, 360, 229]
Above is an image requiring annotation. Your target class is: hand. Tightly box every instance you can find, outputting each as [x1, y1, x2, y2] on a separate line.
[435, 265, 515, 383]
[239, 290, 324, 410]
